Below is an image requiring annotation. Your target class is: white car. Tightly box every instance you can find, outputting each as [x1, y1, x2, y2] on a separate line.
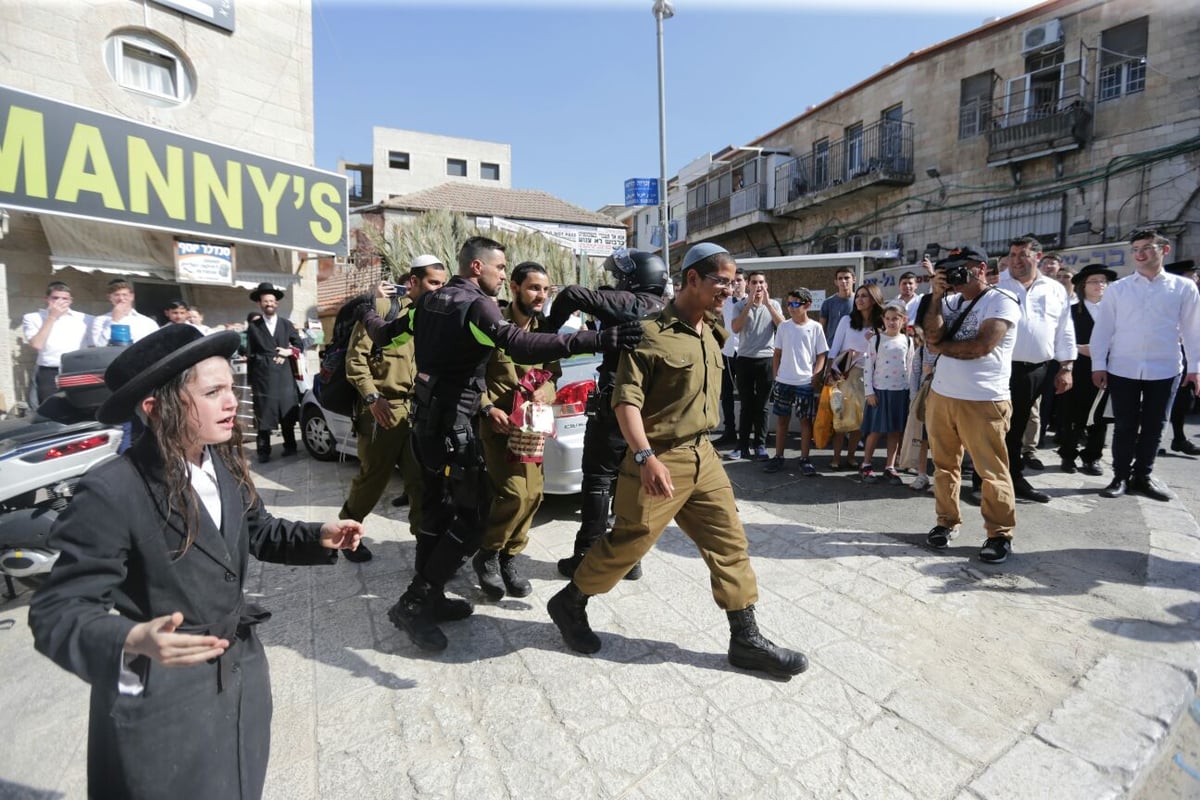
[299, 352, 603, 495]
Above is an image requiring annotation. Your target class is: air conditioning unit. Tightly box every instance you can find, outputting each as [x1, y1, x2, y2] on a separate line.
[869, 234, 903, 251]
[1021, 19, 1063, 54]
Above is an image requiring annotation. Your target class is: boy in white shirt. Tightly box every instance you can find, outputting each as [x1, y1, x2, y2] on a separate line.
[764, 289, 828, 475]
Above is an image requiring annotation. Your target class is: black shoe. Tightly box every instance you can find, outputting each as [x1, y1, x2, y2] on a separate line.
[387, 588, 447, 652]
[472, 550, 506, 600]
[1131, 474, 1175, 502]
[1013, 477, 1050, 503]
[1023, 455, 1045, 470]
[1171, 439, 1200, 456]
[557, 553, 584, 579]
[391, 493, 410, 507]
[431, 594, 474, 622]
[1100, 478, 1128, 498]
[979, 537, 1011, 564]
[623, 561, 643, 581]
[1080, 460, 1103, 477]
[1061, 459, 1077, 474]
[548, 583, 601, 654]
[762, 455, 785, 473]
[498, 554, 532, 598]
[727, 606, 808, 679]
[281, 444, 298, 457]
[926, 525, 959, 550]
[343, 542, 373, 563]
[257, 451, 270, 464]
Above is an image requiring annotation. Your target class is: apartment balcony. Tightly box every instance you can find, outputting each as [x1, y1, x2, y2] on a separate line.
[685, 182, 772, 238]
[773, 119, 914, 216]
[987, 97, 1092, 166]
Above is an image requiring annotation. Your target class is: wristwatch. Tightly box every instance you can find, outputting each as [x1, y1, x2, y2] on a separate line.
[481, 404, 496, 417]
[633, 448, 655, 466]
[363, 392, 382, 404]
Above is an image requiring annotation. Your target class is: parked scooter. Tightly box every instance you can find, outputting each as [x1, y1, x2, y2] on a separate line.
[0, 347, 124, 598]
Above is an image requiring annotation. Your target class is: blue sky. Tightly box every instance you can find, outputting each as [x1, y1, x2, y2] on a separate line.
[312, 1, 1039, 212]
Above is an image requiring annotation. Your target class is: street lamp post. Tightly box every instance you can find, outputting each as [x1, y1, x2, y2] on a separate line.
[653, 0, 673, 272]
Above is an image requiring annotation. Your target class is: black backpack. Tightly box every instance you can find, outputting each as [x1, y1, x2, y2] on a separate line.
[315, 294, 400, 416]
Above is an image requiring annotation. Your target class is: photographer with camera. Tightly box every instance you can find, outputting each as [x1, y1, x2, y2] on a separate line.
[922, 247, 1021, 564]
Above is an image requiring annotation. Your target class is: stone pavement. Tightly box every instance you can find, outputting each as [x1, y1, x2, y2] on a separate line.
[2, 427, 1200, 799]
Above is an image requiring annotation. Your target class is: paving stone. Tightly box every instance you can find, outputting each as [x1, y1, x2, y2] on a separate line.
[970, 738, 1123, 800]
[850, 713, 977, 798]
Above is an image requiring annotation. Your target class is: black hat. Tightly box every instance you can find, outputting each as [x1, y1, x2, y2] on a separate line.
[933, 246, 989, 269]
[1071, 263, 1118, 287]
[1166, 259, 1196, 276]
[249, 281, 284, 302]
[97, 326, 240, 424]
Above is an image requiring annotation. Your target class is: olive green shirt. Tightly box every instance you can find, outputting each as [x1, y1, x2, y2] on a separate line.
[482, 306, 562, 414]
[345, 298, 416, 413]
[612, 300, 724, 446]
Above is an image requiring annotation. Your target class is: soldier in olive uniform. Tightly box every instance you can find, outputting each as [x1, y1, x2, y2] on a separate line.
[473, 262, 563, 599]
[338, 255, 447, 563]
[547, 242, 809, 680]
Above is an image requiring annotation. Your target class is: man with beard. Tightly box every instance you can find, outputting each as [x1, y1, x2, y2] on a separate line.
[244, 283, 303, 463]
[472, 261, 562, 599]
[546, 243, 808, 680]
[541, 248, 669, 581]
[357, 237, 643, 651]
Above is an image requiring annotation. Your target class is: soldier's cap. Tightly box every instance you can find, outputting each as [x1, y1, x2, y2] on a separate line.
[1166, 259, 1196, 276]
[933, 246, 989, 269]
[411, 254, 444, 269]
[682, 242, 729, 272]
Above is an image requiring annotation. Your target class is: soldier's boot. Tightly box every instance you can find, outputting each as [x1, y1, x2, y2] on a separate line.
[472, 549, 506, 601]
[727, 605, 808, 680]
[387, 578, 447, 652]
[498, 553, 532, 598]
[430, 587, 474, 622]
[547, 582, 601, 654]
[559, 489, 617, 579]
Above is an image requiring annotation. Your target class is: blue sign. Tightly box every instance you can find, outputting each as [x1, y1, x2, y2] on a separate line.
[624, 178, 659, 207]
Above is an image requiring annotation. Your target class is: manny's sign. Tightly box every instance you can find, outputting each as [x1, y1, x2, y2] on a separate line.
[0, 84, 348, 255]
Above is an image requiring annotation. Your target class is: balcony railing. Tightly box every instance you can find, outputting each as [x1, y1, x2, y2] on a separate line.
[987, 64, 1092, 165]
[686, 181, 769, 235]
[774, 119, 914, 208]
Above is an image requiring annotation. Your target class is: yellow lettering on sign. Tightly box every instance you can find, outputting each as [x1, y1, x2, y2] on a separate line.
[193, 153, 243, 229]
[128, 137, 185, 219]
[54, 123, 125, 210]
[247, 165, 288, 235]
[309, 181, 343, 246]
[0, 105, 48, 198]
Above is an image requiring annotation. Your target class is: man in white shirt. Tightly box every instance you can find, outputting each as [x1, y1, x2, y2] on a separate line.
[923, 247, 1021, 564]
[21, 281, 92, 407]
[1090, 229, 1200, 501]
[898, 271, 921, 326]
[993, 236, 1076, 503]
[714, 268, 746, 446]
[89, 278, 159, 346]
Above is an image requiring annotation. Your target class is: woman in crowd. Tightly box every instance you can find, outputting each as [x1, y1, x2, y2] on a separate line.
[826, 284, 885, 470]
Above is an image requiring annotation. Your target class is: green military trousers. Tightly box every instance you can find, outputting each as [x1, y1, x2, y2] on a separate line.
[340, 402, 423, 535]
[480, 427, 544, 556]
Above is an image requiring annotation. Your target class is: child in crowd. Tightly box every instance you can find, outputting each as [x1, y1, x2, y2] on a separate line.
[860, 300, 914, 484]
[764, 289, 828, 475]
[907, 303, 936, 492]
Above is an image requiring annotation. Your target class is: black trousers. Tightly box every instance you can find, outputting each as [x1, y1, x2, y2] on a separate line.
[1108, 374, 1175, 480]
[735, 355, 772, 451]
[1056, 379, 1107, 463]
[719, 355, 737, 437]
[34, 365, 59, 410]
[574, 398, 627, 552]
[1168, 370, 1194, 441]
[255, 406, 297, 455]
[1005, 360, 1049, 479]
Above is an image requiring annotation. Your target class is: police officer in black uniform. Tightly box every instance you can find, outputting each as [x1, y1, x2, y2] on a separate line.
[358, 236, 642, 651]
[543, 248, 669, 580]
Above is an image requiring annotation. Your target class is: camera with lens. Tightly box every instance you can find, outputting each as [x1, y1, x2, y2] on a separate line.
[941, 264, 970, 286]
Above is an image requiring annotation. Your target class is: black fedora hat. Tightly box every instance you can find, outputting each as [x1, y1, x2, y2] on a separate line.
[249, 281, 284, 302]
[1166, 259, 1196, 276]
[1071, 263, 1119, 287]
[97, 326, 241, 424]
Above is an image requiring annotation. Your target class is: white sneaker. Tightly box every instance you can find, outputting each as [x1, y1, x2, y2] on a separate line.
[910, 474, 931, 492]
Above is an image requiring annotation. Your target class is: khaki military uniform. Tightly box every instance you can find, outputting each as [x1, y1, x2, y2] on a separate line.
[339, 298, 423, 533]
[480, 308, 561, 555]
[573, 302, 759, 610]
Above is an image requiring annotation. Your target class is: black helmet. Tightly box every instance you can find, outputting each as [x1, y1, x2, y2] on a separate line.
[604, 248, 668, 294]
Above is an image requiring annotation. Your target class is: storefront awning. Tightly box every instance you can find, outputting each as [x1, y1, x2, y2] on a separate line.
[42, 216, 298, 288]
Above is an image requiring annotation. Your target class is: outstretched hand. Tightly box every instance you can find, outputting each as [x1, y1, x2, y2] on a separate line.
[124, 611, 229, 667]
[321, 519, 364, 552]
[598, 320, 643, 352]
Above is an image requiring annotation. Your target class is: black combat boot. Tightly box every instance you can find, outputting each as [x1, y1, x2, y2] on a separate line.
[387, 578, 447, 652]
[560, 489, 610, 577]
[547, 583, 601, 654]
[472, 549, 506, 600]
[498, 554, 532, 598]
[727, 605, 808, 679]
[430, 587, 474, 622]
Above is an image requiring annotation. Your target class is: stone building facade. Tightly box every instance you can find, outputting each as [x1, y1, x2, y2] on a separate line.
[0, 0, 331, 410]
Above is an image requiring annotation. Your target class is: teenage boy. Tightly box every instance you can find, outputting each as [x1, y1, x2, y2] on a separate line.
[763, 289, 828, 475]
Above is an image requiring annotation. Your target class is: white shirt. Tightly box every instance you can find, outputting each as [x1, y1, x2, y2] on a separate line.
[773, 318, 828, 385]
[721, 295, 742, 358]
[21, 308, 92, 367]
[90, 309, 159, 346]
[904, 295, 922, 326]
[998, 272, 1076, 364]
[828, 316, 873, 370]
[932, 288, 1021, 402]
[1089, 269, 1200, 380]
